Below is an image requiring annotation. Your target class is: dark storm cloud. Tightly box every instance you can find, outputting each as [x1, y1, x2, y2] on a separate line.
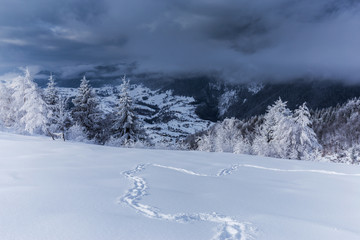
[1, 0, 360, 82]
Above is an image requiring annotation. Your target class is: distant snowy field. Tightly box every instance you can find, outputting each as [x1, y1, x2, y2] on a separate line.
[1, 132, 360, 240]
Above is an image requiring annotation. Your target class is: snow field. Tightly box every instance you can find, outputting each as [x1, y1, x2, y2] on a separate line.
[0, 132, 360, 240]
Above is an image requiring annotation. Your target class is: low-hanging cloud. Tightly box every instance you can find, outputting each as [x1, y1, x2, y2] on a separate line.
[1, 0, 360, 82]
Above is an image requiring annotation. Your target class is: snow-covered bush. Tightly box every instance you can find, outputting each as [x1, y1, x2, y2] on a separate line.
[66, 123, 89, 143]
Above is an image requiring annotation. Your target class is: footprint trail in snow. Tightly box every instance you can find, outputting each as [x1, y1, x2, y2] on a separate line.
[120, 163, 256, 240]
[120, 162, 360, 240]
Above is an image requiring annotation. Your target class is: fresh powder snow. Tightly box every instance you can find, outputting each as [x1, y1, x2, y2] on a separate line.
[0, 132, 360, 240]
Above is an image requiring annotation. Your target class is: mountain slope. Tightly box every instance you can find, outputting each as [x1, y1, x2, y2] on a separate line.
[58, 84, 211, 145]
[1, 132, 360, 240]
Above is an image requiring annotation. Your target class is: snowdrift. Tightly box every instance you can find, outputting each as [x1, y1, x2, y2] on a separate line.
[0, 132, 359, 240]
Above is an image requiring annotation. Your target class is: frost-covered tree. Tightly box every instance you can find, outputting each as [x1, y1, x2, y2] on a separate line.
[194, 117, 255, 154]
[9, 72, 28, 130]
[249, 100, 321, 160]
[233, 137, 252, 155]
[59, 97, 72, 131]
[0, 82, 14, 128]
[44, 73, 58, 106]
[213, 118, 243, 152]
[71, 76, 104, 142]
[191, 98, 324, 161]
[273, 111, 298, 159]
[109, 76, 146, 146]
[10, 68, 47, 134]
[292, 103, 322, 160]
[44, 74, 61, 134]
[253, 98, 293, 158]
[54, 96, 73, 140]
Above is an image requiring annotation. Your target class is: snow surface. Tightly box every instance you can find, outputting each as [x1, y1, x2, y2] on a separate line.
[1, 132, 360, 240]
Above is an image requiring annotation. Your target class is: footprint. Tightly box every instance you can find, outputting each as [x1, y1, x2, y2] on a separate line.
[120, 163, 256, 240]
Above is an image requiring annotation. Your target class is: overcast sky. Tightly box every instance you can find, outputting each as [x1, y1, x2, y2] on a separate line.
[1, 0, 360, 82]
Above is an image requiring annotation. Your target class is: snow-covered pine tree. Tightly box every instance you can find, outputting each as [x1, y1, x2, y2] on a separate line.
[10, 68, 47, 134]
[56, 96, 73, 140]
[0, 81, 14, 128]
[44, 73, 58, 105]
[44, 73, 61, 135]
[109, 76, 146, 146]
[292, 103, 322, 160]
[71, 76, 104, 142]
[9, 71, 28, 130]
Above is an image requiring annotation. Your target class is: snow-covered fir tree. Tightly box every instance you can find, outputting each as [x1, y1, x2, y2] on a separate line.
[0, 81, 14, 128]
[44, 74, 61, 134]
[109, 76, 147, 146]
[10, 68, 47, 134]
[44, 73, 58, 105]
[9, 71, 28, 130]
[71, 76, 104, 142]
[56, 96, 73, 139]
[292, 103, 322, 160]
